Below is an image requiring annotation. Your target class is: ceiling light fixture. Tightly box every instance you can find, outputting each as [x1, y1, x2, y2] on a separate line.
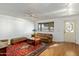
[67, 3, 73, 15]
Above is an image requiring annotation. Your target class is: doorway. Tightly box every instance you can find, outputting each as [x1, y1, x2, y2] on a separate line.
[64, 21, 76, 43]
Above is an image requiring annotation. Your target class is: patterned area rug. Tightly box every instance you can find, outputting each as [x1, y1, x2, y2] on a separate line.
[27, 43, 47, 56]
[6, 42, 46, 56]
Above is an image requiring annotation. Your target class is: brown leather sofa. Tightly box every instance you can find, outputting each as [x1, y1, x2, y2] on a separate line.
[35, 33, 53, 43]
[11, 37, 40, 46]
[11, 37, 27, 45]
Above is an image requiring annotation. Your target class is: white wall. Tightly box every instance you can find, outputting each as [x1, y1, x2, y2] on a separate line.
[35, 19, 64, 42]
[1, 14, 79, 44]
[0, 15, 34, 40]
[35, 15, 79, 44]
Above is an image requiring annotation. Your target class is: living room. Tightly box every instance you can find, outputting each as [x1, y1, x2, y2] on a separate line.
[0, 3, 79, 56]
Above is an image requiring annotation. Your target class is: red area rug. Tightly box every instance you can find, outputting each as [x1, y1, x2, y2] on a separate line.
[6, 42, 41, 56]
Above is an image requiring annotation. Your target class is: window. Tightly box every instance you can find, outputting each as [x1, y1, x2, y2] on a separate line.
[65, 22, 74, 32]
[38, 22, 54, 32]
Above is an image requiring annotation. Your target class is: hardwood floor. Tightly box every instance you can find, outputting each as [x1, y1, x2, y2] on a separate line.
[39, 42, 79, 56]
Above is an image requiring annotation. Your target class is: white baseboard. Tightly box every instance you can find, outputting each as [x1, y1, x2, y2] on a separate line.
[76, 41, 79, 44]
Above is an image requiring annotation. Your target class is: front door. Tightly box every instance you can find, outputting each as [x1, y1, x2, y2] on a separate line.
[64, 21, 76, 43]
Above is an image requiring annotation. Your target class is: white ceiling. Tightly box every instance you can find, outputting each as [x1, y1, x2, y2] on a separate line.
[0, 3, 79, 21]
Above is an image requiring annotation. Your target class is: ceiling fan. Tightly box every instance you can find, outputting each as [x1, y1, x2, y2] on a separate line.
[25, 9, 39, 19]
